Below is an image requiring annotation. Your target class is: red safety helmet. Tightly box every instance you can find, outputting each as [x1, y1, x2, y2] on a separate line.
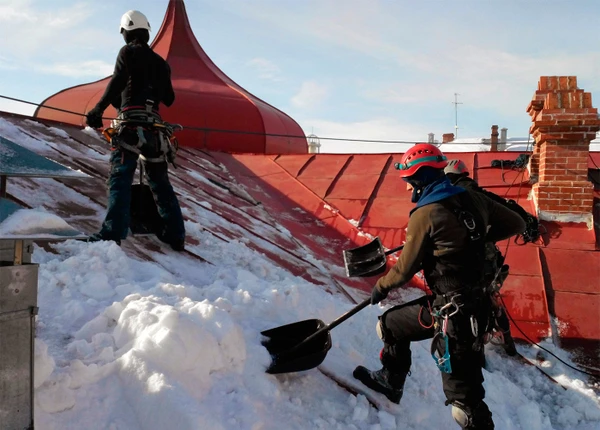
[395, 144, 448, 178]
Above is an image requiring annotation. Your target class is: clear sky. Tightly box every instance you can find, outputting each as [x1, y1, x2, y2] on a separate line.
[1, 0, 599, 151]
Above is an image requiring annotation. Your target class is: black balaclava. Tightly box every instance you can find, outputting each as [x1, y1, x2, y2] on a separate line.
[403, 166, 444, 203]
[122, 28, 150, 45]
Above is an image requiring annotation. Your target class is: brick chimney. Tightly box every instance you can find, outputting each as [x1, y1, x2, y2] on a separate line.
[527, 76, 600, 226]
[490, 125, 499, 151]
[442, 133, 454, 143]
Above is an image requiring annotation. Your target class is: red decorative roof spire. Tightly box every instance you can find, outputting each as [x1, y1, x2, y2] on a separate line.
[34, 0, 307, 154]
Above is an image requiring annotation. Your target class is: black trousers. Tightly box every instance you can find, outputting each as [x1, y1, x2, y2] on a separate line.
[98, 128, 185, 242]
[379, 294, 488, 406]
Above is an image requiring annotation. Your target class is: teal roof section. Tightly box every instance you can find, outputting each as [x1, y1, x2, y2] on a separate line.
[0, 197, 23, 224]
[0, 135, 90, 178]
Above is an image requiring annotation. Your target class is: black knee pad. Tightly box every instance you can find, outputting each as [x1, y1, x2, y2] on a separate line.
[450, 401, 494, 429]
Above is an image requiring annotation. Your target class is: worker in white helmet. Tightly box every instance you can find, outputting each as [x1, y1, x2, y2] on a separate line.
[85, 10, 185, 251]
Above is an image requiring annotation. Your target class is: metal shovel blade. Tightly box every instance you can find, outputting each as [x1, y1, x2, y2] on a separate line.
[130, 183, 163, 236]
[342, 237, 387, 277]
[261, 319, 332, 374]
[261, 299, 370, 375]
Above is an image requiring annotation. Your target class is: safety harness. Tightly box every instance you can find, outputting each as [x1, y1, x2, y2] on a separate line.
[430, 192, 489, 373]
[101, 100, 180, 167]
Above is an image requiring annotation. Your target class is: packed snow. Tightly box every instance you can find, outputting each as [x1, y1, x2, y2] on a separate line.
[0, 208, 84, 238]
[1, 210, 597, 430]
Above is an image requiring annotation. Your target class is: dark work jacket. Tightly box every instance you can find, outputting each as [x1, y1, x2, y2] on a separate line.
[447, 174, 533, 225]
[375, 188, 526, 294]
[94, 42, 175, 113]
[447, 174, 508, 206]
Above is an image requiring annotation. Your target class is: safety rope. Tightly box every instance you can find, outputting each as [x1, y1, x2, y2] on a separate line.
[488, 134, 600, 379]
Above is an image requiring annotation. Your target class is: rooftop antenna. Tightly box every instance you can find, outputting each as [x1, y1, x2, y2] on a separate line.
[453, 93, 463, 139]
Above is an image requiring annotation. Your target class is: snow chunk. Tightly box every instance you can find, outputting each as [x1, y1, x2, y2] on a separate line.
[34, 340, 55, 388]
[0, 208, 80, 236]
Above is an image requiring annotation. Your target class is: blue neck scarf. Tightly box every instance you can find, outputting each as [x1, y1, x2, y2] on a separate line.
[410, 176, 465, 215]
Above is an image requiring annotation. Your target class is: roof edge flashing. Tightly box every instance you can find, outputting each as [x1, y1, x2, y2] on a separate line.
[538, 210, 593, 230]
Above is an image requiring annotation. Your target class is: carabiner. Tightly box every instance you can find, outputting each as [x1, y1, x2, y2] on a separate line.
[431, 332, 452, 374]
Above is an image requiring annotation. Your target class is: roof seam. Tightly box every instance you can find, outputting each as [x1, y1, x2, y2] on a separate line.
[358, 155, 394, 228]
[323, 156, 354, 200]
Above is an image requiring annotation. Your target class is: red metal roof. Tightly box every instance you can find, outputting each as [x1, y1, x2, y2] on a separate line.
[32, 0, 307, 154]
[2, 110, 599, 350]
[262, 151, 600, 344]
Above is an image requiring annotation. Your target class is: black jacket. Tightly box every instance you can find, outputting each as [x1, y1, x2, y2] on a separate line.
[375, 188, 526, 294]
[447, 174, 534, 227]
[94, 42, 175, 113]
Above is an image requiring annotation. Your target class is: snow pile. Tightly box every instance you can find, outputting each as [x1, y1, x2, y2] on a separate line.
[0, 208, 82, 237]
[26, 234, 600, 430]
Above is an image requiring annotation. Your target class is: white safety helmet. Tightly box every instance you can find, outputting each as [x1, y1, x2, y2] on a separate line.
[120, 10, 151, 33]
[444, 159, 469, 176]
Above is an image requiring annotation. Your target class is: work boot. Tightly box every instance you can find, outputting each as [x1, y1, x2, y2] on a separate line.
[169, 238, 185, 252]
[353, 365, 407, 404]
[502, 331, 517, 356]
[86, 233, 121, 246]
[156, 230, 185, 252]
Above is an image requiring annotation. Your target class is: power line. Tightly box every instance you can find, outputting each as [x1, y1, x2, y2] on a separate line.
[0, 93, 515, 146]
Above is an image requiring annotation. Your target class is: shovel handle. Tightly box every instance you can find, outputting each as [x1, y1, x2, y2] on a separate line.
[384, 244, 404, 256]
[325, 298, 371, 332]
[277, 299, 371, 360]
[304, 299, 371, 344]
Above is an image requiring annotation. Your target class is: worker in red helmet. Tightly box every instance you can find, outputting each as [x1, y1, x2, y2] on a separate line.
[444, 159, 541, 358]
[353, 144, 525, 429]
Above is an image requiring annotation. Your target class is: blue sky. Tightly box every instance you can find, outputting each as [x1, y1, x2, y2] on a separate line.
[1, 0, 599, 151]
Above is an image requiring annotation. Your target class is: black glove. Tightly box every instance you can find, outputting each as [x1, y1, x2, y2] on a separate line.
[85, 107, 104, 129]
[370, 286, 388, 305]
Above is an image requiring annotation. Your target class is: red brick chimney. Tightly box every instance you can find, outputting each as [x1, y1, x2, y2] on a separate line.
[527, 76, 600, 226]
[442, 133, 454, 143]
[490, 125, 499, 151]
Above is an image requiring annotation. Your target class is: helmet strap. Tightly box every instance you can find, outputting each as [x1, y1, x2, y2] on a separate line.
[411, 187, 423, 203]
[403, 177, 424, 203]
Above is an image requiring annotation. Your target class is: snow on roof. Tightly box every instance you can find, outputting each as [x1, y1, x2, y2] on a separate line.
[0, 208, 85, 239]
[0, 115, 595, 429]
[27, 212, 600, 430]
[439, 140, 491, 152]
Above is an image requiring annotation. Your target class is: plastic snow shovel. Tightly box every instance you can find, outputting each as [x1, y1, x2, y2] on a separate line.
[261, 298, 371, 374]
[130, 161, 163, 236]
[342, 237, 405, 277]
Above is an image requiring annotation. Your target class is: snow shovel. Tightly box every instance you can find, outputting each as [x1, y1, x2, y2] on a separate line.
[342, 237, 405, 277]
[262, 298, 370, 374]
[130, 161, 163, 236]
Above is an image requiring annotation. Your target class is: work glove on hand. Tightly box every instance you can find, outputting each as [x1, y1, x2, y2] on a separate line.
[85, 107, 104, 129]
[370, 286, 388, 305]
